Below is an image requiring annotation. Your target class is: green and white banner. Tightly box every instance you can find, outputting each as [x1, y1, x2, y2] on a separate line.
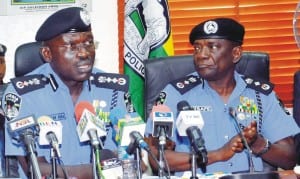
[124, 0, 174, 120]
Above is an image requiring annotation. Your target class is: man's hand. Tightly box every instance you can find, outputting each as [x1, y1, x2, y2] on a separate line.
[217, 134, 244, 162]
[242, 121, 258, 145]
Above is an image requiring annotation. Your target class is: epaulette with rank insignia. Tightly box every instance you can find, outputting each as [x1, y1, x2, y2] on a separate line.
[91, 73, 129, 92]
[171, 75, 202, 95]
[11, 74, 53, 95]
[242, 76, 274, 95]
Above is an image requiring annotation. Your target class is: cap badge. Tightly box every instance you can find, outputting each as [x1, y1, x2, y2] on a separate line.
[203, 20, 218, 34]
[80, 9, 91, 26]
[0, 45, 4, 54]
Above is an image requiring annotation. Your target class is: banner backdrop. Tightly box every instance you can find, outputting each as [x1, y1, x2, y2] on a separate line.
[124, 0, 174, 120]
[0, 0, 91, 15]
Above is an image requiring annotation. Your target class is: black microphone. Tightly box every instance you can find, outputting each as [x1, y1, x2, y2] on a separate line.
[177, 100, 192, 112]
[127, 132, 168, 178]
[126, 131, 149, 154]
[46, 131, 61, 158]
[186, 126, 208, 165]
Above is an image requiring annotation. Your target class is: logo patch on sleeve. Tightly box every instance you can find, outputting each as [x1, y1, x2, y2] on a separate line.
[4, 93, 21, 121]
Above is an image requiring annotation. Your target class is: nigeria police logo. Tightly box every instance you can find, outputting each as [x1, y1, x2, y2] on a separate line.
[204, 20, 218, 34]
[4, 93, 21, 120]
[80, 9, 91, 26]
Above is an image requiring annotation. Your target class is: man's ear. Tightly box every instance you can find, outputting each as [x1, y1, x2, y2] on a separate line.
[40, 46, 52, 63]
[232, 46, 243, 64]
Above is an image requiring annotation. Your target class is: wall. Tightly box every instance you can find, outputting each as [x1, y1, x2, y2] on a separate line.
[0, 0, 118, 83]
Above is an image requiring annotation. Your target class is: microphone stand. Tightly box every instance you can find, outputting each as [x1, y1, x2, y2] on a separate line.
[22, 129, 42, 179]
[158, 127, 166, 178]
[226, 108, 280, 179]
[88, 129, 103, 179]
[91, 148, 98, 179]
[190, 147, 198, 179]
[135, 147, 142, 179]
[229, 108, 255, 173]
[50, 148, 57, 179]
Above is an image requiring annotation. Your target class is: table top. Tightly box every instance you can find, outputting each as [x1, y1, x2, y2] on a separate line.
[278, 170, 297, 179]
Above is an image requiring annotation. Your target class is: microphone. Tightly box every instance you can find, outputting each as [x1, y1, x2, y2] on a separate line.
[228, 107, 255, 173]
[46, 132, 61, 158]
[151, 105, 174, 138]
[126, 131, 149, 154]
[176, 100, 204, 136]
[37, 115, 63, 158]
[186, 126, 208, 164]
[108, 108, 145, 146]
[75, 101, 106, 148]
[7, 115, 42, 178]
[88, 128, 101, 148]
[7, 115, 39, 138]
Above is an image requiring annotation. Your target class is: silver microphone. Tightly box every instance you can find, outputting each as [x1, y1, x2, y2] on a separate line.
[228, 107, 255, 173]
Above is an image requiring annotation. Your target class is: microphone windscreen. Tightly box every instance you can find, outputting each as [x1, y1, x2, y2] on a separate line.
[74, 101, 95, 122]
[177, 100, 191, 111]
[37, 115, 63, 145]
[150, 104, 171, 119]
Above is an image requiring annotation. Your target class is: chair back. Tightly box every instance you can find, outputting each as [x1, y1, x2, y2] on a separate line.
[294, 70, 300, 127]
[14, 42, 45, 77]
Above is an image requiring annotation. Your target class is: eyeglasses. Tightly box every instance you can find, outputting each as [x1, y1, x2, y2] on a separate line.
[57, 41, 96, 51]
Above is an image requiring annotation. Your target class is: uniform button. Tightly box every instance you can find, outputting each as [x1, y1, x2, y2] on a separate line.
[228, 162, 233, 167]
[224, 135, 229, 140]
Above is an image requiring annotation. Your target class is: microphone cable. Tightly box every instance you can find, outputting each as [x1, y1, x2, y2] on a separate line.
[96, 148, 105, 179]
[147, 147, 171, 179]
[57, 159, 69, 179]
[161, 148, 171, 178]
